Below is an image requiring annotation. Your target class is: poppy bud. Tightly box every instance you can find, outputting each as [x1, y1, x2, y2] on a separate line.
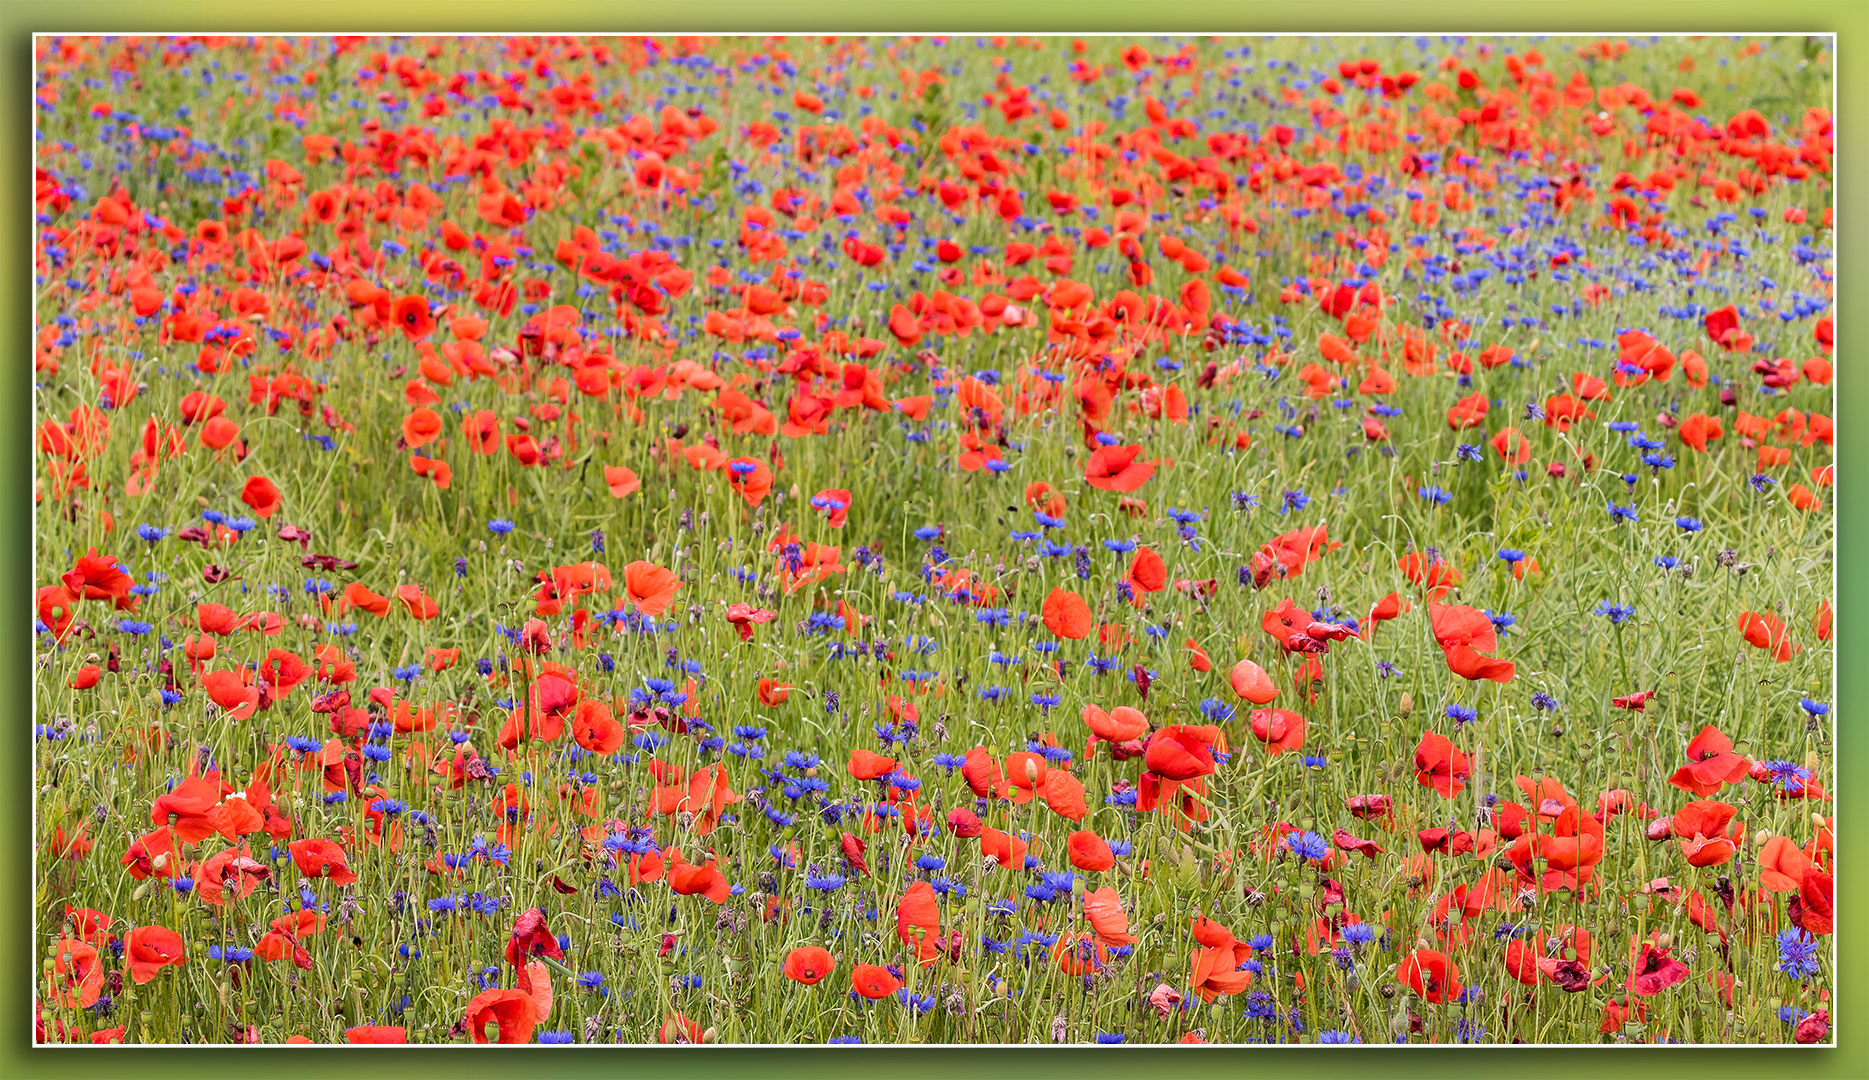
[1023, 758, 1040, 783]
[1398, 693, 1413, 718]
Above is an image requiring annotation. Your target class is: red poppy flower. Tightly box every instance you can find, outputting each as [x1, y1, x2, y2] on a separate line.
[464, 988, 537, 1044]
[1190, 942, 1255, 1002]
[1626, 943, 1691, 997]
[1801, 871, 1833, 935]
[1041, 768, 1088, 821]
[1144, 724, 1220, 781]
[896, 881, 942, 965]
[46, 938, 105, 1008]
[345, 1026, 408, 1044]
[783, 946, 835, 985]
[1220, 658, 1276, 710]
[850, 963, 901, 1000]
[623, 561, 681, 617]
[1067, 829, 1115, 872]
[1126, 545, 1167, 595]
[1083, 704, 1149, 744]
[239, 475, 282, 518]
[1398, 948, 1462, 1003]
[601, 465, 640, 498]
[656, 1012, 705, 1045]
[669, 859, 731, 904]
[1414, 731, 1470, 798]
[61, 548, 133, 605]
[1081, 886, 1137, 947]
[125, 925, 187, 984]
[1042, 587, 1093, 639]
[1737, 610, 1798, 661]
[288, 837, 358, 885]
[570, 700, 624, 754]
[392, 294, 436, 340]
[1083, 444, 1156, 492]
[847, 748, 897, 781]
[961, 747, 1009, 800]
[1249, 708, 1308, 757]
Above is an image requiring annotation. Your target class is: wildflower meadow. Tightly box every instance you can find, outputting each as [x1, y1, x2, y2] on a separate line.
[32, 33, 1835, 1047]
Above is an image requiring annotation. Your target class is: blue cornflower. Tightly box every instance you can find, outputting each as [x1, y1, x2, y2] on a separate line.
[1760, 760, 1814, 792]
[1418, 486, 1452, 505]
[1607, 502, 1638, 523]
[1318, 1031, 1360, 1044]
[1497, 548, 1526, 564]
[1776, 930, 1821, 979]
[488, 519, 515, 535]
[1594, 601, 1634, 624]
[1530, 692, 1560, 712]
[1801, 698, 1830, 717]
[1654, 555, 1679, 570]
[1445, 704, 1477, 725]
[1750, 474, 1777, 493]
[1280, 490, 1310, 515]
[1286, 831, 1329, 861]
[1676, 516, 1703, 532]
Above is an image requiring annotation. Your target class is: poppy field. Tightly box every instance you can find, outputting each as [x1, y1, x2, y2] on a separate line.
[31, 33, 1836, 1047]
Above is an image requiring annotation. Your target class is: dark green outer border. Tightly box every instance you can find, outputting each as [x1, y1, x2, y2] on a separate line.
[5, 3, 1861, 1078]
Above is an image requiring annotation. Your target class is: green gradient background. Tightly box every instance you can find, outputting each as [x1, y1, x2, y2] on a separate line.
[5, 3, 1860, 1077]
